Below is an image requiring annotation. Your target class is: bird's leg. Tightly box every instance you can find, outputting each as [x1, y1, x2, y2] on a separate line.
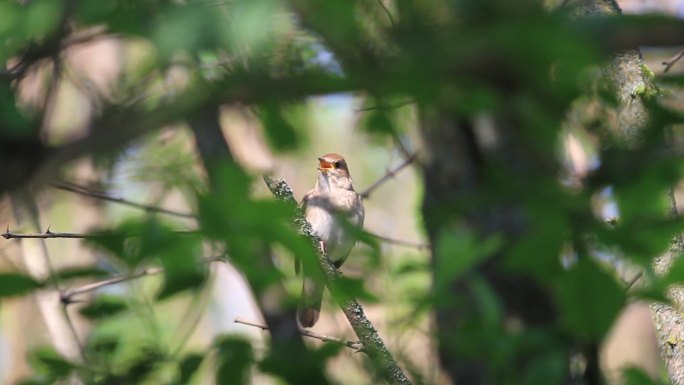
[319, 240, 327, 255]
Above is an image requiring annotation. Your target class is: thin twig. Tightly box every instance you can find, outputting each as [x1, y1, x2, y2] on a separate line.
[234, 317, 363, 351]
[53, 181, 196, 218]
[359, 154, 417, 199]
[2, 226, 198, 240]
[21, 196, 89, 364]
[369, 232, 430, 250]
[60, 267, 165, 304]
[625, 270, 643, 291]
[60, 256, 223, 304]
[374, 0, 395, 27]
[663, 49, 684, 73]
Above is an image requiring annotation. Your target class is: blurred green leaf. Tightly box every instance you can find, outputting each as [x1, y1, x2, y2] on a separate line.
[178, 353, 204, 384]
[434, 230, 503, 290]
[52, 266, 109, 282]
[28, 347, 75, 379]
[623, 367, 661, 385]
[79, 295, 129, 320]
[260, 103, 299, 151]
[156, 234, 206, 300]
[331, 276, 378, 303]
[554, 258, 625, 338]
[215, 336, 254, 385]
[0, 273, 43, 298]
[363, 109, 395, 138]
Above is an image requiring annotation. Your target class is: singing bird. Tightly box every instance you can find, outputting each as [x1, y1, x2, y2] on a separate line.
[298, 153, 365, 328]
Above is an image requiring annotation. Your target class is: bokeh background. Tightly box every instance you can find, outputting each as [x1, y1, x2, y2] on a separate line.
[1, 0, 684, 384]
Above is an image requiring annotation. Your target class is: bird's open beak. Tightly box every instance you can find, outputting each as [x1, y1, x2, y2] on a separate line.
[317, 158, 334, 172]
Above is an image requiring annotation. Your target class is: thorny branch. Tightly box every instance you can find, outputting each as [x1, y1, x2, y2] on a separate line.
[3, 227, 89, 239]
[234, 318, 363, 351]
[2, 227, 198, 240]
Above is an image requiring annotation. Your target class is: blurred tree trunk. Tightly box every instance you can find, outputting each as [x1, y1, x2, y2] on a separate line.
[419, 1, 668, 384]
[566, 1, 684, 384]
[419, 110, 571, 384]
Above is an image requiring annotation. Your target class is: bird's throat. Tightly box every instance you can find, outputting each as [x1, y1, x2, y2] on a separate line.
[317, 172, 332, 193]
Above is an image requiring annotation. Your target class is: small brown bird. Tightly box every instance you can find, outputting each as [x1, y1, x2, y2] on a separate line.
[298, 153, 365, 328]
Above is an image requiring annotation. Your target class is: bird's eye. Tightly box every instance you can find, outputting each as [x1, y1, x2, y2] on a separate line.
[334, 161, 341, 168]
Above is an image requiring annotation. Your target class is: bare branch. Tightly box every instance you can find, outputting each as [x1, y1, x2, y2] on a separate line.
[60, 267, 163, 304]
[374, 0, 395, 27]
[60, 256, 223, 304]
[359, 154, 417, 200]
[53, 181, 196, 218]
[625, 270, 643, 291]
[369, 232, 430, 250]
[1, 227, 198, 240]
[235, 317, 363, 351]
[663, 49, 684, 73]
[263, 176, 412, 385]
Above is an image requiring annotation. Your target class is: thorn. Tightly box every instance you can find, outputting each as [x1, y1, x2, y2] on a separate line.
[45, 225, 52, 234]
[2, 225, 10, 239]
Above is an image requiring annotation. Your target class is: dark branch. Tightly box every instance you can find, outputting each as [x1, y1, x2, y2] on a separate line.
[53, 181, 196, 218]
[359, 154, 417, 199]
[663, 49, 684, 73]
[3, 227, 88, 239]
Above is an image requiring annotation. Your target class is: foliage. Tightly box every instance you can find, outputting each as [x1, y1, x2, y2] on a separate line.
[1, 0, 684, 384]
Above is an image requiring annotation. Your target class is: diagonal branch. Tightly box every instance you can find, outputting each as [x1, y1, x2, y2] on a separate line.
[263, 176, 412, 385]
[663, 48, 684, 73]
[359, 153, 417, 199]
[53, 181, 196, 218]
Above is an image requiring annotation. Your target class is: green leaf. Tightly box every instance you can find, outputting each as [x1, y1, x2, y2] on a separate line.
[434, 231, 503, 291]
[156, 233, 206, 300]
[363, 110, 395, 138]
[179, 353, 204, 384]
[260, 103, 299, 151]
[79, 295, 129, 320]
[331, 276, 378, 303]
[0, 273, 42, 298]
[554, 258, 625, 338]
[215, 336, 254, 385]
[52, 266, 109, 282]
[88, 218, 178, 268]
[29, 347, 75, 378]
[623, 367, 661, 385]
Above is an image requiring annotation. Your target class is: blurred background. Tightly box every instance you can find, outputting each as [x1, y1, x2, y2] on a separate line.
[1, 0, 684, 384]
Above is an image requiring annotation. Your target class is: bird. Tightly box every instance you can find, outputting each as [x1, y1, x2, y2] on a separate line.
[297, 153, 365, 328]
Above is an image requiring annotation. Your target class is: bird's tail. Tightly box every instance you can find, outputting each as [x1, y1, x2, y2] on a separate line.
[298, 276, 324, 328]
